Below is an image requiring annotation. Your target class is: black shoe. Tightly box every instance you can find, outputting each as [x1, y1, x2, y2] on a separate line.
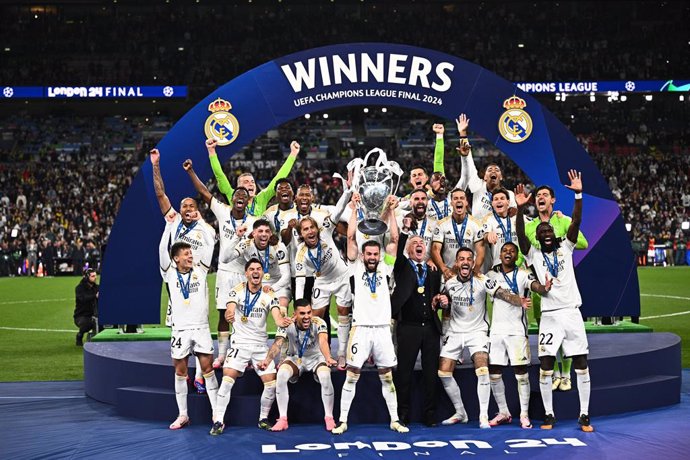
[578, 414, 594, 432]
[398, 411, 409, 426]
[76, 335, 83, 346]
[258, 418, 273, 430]
[540, 413, 556, 430]
[424, 418, 438, 427]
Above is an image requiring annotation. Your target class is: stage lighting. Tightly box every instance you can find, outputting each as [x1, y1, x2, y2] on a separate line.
[680, 95, 685, 101]
[363, 108, 369, 113]
[323, 113, 329, 119]
[381, 107, 387, 113]
[555, 94, 560, 101]
[682, 221, 690, 230]
[304, 114, 311, 119]
[621, 95, 627, 101]
[645, 95, 653, 101]
[590, 95, 596, 102]
[625, 223, 632, 232]
[518, 43, 524, 48]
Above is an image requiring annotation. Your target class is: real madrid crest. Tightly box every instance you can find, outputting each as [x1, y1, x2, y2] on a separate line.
[498, 96, 532, 143]
[204, 98, 240, 146]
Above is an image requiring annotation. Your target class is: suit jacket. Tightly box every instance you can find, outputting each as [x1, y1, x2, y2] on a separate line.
[391, 233, 443, 334]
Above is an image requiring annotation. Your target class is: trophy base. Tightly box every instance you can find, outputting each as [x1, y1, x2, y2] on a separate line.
[358, 219, 388, 236]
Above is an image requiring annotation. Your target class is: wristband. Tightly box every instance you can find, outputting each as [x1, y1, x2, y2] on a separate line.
[574, 192, 583, 199]
[436, 133, 443, 139]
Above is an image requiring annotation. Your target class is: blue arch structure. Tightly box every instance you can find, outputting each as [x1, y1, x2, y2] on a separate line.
[100, 43, 639, 324]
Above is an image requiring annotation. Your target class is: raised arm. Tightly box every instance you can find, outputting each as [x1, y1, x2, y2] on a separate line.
[565, 169, 583, 244]
[384, 196, 400, 258]
[514, 184, 532, 255]
[206, 139, 235, 202]
[454, 114, 481, 192]
[255, 141, 300, 214]
[346, 194, 360, 262]
[473, 239, 486, 276]
[150, 148, 173, 215]
[158, 222, 174, 273]
[331, 187, 353, 224]
[432, 123, 445, 176]
[182, 159, 212, 205]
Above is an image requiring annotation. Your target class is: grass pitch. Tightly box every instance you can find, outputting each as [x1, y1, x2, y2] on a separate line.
[0, 267, 688, 381]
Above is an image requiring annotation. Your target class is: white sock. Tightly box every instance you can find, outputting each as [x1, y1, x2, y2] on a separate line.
[217, 331, 230, 358]
[174, 374, 188, 417]
[203, 371, 219, 414]
[575, 368, 591, 415]
[490, 373, 509, 414]
[338, 371, 360, 422]
[539, 369, 554, 416]
[194, 357, 203, 380]
[337, 315, 351, 357]
[317, 368, 334, 418]
[214, 376, 235, 423]
[515, 373, 531, 417]
[276, 366, 292, 418]
[439, 371, 466, 414]
[379, 371, 399, 422]
[260, 380, 276, 420]
[476, 367, 490, 420]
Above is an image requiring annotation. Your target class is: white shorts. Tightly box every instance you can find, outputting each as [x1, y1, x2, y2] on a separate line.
[170, 327, 214, 360]
[489, 334, 531, 367]
[282, 352, 327, 383]
[312, 280, 353, 310]
[346, 325, 397, 369]
[223, 341, 276, 376]
[216, 270, 245, 310]
[440, 330, 489, 361]
[538, 308, 589, 358]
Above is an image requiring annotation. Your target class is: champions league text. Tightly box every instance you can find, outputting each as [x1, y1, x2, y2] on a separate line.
[280, 52, 453, 108]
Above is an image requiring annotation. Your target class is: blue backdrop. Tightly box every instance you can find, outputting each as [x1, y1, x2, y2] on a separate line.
[99, 43, 639, 324]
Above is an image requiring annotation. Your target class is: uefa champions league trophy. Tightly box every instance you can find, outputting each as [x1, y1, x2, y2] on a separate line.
[346, 148, 402, 236]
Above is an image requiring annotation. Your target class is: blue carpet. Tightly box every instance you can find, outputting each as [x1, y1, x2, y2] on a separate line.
[2, 372, 690, 460]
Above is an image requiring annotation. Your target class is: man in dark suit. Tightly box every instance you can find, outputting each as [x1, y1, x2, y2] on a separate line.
[392, 230, 447, 427]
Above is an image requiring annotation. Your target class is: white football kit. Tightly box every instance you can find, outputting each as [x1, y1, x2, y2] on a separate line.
[276, 316, 329, 381]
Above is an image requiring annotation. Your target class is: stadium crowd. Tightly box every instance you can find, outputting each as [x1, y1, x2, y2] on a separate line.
[1, 1, 687, 97]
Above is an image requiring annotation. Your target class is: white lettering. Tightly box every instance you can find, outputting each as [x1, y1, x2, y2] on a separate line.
[295, 443, 330, 451]
[413, 441, 448, 448]
[449, 440, 492, 449]
[413, 453, 431, 457]
[542, 438, 587, 447]
[281, 59, 317, 92]
[408, 56, 432, 88]
[332, 54, 358, 85]
[387, 54, 408, 84]
[361, 53, 385, 83]
[334, 442, 371, 450]
[432, 62, 454, 92]
[372, 442, 410, 451]
[318, 56, 331, 86]
[262, 444, 299, 454]
[505, 439, 546, 448]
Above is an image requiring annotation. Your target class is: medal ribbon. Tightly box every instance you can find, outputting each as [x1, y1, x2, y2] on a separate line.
[243, 286, 261, 318]
[364, 270, 377, 295]
[298, 327, 311, 359]
[451, 215, 469, 248]
[176, 269, 192, 300]
[408, 260, 427, 291]
[431, 199, 449, 219]
[247, 199, 256, 216]
[229, 212, 247, 230]
[493, 210, 512, 243]
[413, 217, 427, 237]
[175, 220, 198, 240]
[542, 250, 559, 278]
[307, 242, 323, 274]
[258, 245, 271, 274]
[501, 267, 519, 294]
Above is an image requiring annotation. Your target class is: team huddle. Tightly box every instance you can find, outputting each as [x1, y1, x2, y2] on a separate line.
[153, 114, 595, 436]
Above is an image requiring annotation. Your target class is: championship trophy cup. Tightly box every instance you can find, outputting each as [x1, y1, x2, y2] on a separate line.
[346, 148, 403, 236]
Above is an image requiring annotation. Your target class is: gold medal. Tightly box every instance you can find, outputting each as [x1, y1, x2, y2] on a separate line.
[184, 299, 190, 305]
[417, 286, 425, 294]
[296, 357, 302, 365]
[371, 292, 377, 299]
[241, 316, 248, 323]
[263, 273, 271, 281]
[363, 234, 370, 240]
[315, 271, 321, 278]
